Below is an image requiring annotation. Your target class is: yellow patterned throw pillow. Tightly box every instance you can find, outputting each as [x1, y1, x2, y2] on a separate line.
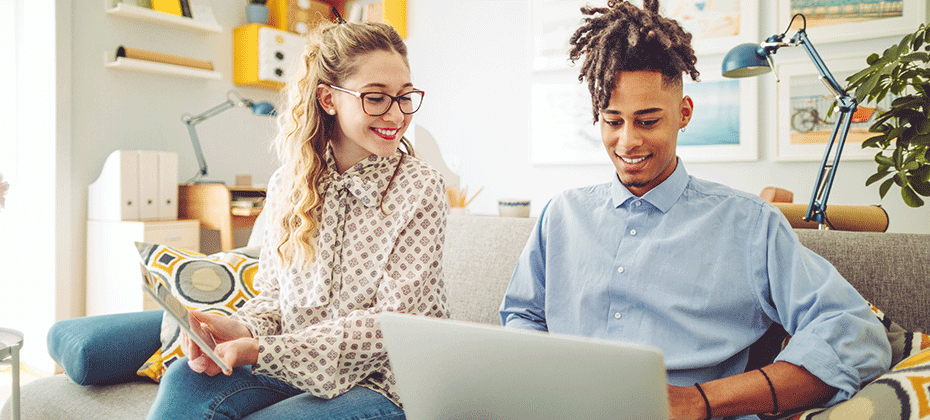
[134, 243, 260, 381]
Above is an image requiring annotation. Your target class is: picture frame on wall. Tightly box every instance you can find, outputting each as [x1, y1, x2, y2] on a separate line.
[529, 58, 759, 165]
[774, 56, 891, 162]
[777, 0, 927, 44]
[530, 81, 604, 165]
[530, 0, 589, 73]
[677, 58, 758, 162]
[664, 0, 758, 55]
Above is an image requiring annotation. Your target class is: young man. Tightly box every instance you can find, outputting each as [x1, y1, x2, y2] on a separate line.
[499, 2, 891, 419]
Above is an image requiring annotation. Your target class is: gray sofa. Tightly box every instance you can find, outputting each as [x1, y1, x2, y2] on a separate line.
[3, 215, 929, 419]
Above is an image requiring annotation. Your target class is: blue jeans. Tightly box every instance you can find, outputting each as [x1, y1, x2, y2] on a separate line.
[147, 358, 406, 420]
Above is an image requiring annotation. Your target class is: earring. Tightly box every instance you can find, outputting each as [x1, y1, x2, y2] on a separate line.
[680, 127, 686, 133]
[328, 109, 335, 115]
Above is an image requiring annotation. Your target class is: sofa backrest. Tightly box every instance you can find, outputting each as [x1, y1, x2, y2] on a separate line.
[444, 215, 537, 325]
[796, 230, 929, 333]
[443, 216, 929, 334]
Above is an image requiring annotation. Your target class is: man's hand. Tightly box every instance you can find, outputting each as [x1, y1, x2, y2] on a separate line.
[667, 384, 708, 420]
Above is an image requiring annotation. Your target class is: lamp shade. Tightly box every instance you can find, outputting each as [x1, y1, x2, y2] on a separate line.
[250, 102, 276, 116]
[722, 43, 771, 78]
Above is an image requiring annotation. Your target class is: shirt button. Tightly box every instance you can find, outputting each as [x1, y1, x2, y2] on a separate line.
[614, 312, 622, 319]
[630, 229, 637, 236]
[617, 267, 624, 273]
[635, 201, 642, 207]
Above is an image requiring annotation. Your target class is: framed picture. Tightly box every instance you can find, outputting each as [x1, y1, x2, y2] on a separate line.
[530, 0, 590, 73]
[678, 58, 758, 162]
[665, 0, 758, 55]
[530, 81, 605, 165]
[774, 56, 890, 161]
[778, 0, 926, 43]
[529, 58, 758, 165]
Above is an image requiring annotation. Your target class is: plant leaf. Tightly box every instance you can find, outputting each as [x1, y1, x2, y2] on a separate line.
[901, 52, 930, 63]
[879, 178, 894, 198]
[909, 178, 930, 196]
[902, 184, 925, 207]
[862, 134, 886, 149]
[895, 171, 908, 186]
[866, 170, 891, 186]
[876, 154, 896, 167]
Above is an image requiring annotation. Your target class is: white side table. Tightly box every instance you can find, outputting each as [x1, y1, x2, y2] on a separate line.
[0, 328, 23, 420]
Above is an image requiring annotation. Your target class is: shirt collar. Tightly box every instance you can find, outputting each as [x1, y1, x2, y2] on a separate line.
[324, 142, 400, 180]
[610, 158, 689, 213]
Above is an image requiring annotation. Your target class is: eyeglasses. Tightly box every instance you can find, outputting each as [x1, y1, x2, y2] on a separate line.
[328, 85, 425, 116]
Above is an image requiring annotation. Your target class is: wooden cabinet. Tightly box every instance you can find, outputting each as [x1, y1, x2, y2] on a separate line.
[178, 184, 266, 252]
[86, 219, 200, 316]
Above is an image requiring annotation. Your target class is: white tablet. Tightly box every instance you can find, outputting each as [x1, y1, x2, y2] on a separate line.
[139, 262, 232, 372]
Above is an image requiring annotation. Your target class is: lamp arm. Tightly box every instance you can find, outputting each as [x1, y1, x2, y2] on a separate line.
[795, 30, 858, 228]
[181, 98, 238, 180]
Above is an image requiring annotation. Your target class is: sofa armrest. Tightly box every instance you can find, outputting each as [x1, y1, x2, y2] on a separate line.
[47, 310, 163, 386]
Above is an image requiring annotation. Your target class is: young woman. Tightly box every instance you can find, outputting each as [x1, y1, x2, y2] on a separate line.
[146, 20, 449, 420]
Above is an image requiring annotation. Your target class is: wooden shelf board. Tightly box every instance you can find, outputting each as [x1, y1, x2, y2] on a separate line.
[107, 57, 222, 80]
[107, 3, 222, 33]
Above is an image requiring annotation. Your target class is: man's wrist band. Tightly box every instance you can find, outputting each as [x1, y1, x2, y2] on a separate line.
[694, 382, 712, 420]
[758, 368, 779, 414]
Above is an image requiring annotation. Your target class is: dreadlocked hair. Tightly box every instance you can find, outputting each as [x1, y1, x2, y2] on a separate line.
[568, 0, 700, 123]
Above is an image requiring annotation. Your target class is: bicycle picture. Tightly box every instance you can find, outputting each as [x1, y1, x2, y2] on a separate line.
[790, 94, 879, 133]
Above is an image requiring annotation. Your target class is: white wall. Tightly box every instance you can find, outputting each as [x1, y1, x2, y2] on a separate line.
[405, 0, 930, 234]
[64, 1, 282, 323]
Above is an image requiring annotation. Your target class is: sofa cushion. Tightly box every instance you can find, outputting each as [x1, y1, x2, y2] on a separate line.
[134, 243, 260, 381]
[1, 374, 158, 420]
[46, 310, 163, 386]
[443, 215, 537, 325]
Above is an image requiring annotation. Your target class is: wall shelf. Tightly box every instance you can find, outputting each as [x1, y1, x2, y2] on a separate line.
[106, 3, 222, 33]
[106, 57, 222, 80]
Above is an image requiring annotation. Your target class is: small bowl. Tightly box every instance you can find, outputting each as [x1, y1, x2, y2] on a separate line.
[498, 199, 531, 218]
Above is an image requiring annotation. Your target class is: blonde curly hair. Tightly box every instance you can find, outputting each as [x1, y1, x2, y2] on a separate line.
[270, 20, 411, 267]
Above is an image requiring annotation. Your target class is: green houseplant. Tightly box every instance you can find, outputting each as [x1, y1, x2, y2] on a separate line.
[845, 23, 930, 207]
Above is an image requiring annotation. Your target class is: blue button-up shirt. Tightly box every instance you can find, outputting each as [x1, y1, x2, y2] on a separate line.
[500, 162, 890, 411]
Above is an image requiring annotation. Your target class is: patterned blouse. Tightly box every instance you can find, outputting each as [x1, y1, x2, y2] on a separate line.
[231, 147, 450, 406]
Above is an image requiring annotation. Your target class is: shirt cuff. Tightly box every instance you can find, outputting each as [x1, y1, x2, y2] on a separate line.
[774, 330, 859, 405]
[502, 315, 547, 332]
[230, 312, 278, 338]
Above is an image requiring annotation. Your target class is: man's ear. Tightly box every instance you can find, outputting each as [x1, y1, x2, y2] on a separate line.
[679, 95, 694, 129]
[317, 84, 335, 112]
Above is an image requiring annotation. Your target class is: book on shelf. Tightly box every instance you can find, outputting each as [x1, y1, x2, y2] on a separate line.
[187, 0, 218, 25]
[151, 0, 183, 16]
[179, 0, 192, 18]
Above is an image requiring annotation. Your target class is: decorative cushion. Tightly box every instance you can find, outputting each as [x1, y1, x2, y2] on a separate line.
[785, 346, 930, 419]
[47, 310, 163, 385]
[134, 243, 260, 381]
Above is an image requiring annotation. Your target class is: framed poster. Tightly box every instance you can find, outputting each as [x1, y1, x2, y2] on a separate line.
[531, 0, 590, 72]
[530, 59, 758, 165]
[774, 56, 891, 161]
[530, 81, 605, 165]
[678, 58, 758, 162]
[778, 0, 926, 43]
[664, 0, 758, 55]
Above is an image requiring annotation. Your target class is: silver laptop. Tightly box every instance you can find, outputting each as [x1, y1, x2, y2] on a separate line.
[380, 313, 669, 420]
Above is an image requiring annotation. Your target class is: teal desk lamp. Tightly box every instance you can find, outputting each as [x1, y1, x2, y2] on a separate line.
[181, 90, 276, 184]
[722, 14, 857, 229]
